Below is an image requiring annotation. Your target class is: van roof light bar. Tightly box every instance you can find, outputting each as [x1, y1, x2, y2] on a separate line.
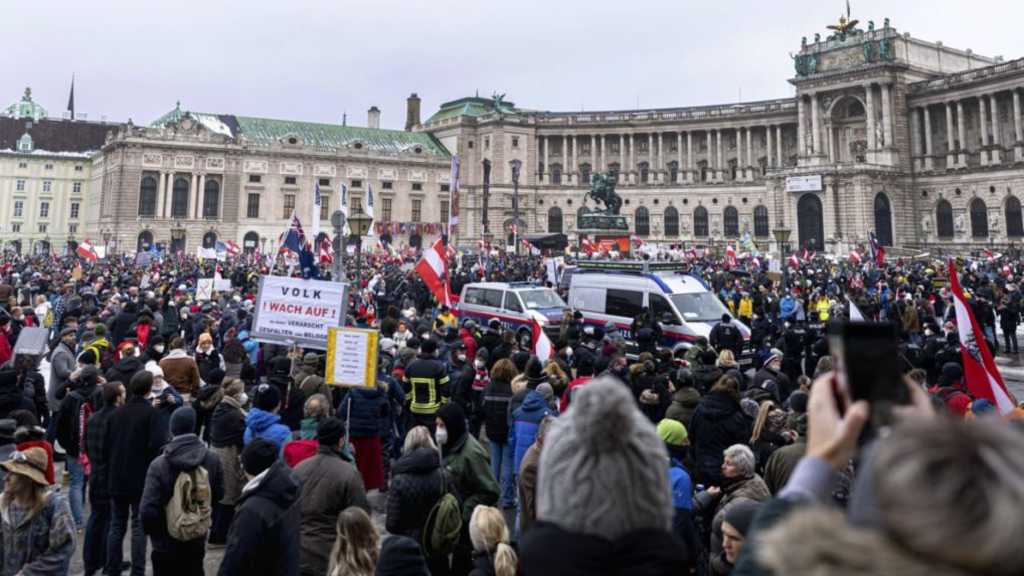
[576, 260, 686, 273]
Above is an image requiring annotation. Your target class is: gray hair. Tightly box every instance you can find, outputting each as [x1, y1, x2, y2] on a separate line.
[402, 425, 437, 455]
[871, 419, 1024, 574]
[303, 393, 330, 419]
[723, 444, 756, 478]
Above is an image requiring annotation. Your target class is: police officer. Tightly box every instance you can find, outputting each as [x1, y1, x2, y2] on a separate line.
[403, 339, 450, 431]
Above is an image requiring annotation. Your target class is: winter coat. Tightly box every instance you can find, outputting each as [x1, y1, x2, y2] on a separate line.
[0, 491, 76, 576]
[141, 433, 225, 552]
[762, 439, 806, 496]
[510, 390, 554, 474]
[109, 310, 136, 346]
[443, 432, 500, 525]
[751, 367, 792, 403]
[47, 341, 75, 412]
[211, 396, 247, 449]
[520, 521, 690, 576]
[18, 369, 46, 421]
[0, 368, 35, 420]
[107, 396, 166, 498]
[385, 447, 445, 545]
[160, 351, 202, 396]
[293, 446, 370, 576]
[709, 474, 770, 576]
[342, 385, 388, 438]
[517, 440, 542, 535]
[481, 377, 513, 444]
[104, 356, 145, 389]
[85, 405, 117, 499]
[665, 387, 701, 430]
[688, 392, 752, 486]
[243, 408, 291, 450]
[196, 349, 223, 385]
[217, 460, 301, 576]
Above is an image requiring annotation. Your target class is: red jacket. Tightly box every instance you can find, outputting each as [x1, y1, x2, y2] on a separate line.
[460, 328, 477, 361]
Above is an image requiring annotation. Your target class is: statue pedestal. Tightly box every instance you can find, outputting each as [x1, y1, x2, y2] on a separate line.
[578, 213, 630, 233]
[1015, 145, 1023, 163]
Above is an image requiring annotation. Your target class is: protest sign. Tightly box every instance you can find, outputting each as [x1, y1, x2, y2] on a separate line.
[251, 276, 348, 349]
[324, 327, 379, 388]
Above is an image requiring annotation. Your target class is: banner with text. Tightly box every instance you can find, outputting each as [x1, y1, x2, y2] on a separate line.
[785, 175, 822, 193]
[325, 327, 379, 388]
[251, 276, 348, 350]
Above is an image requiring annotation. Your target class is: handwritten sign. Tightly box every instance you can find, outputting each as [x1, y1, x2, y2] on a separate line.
[325, 327, 378, 388]
[250, 276, 348, 350]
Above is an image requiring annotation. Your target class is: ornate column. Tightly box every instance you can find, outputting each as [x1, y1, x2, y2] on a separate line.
[658, 132, 665, 182]
[990, 94, 1002, 164]
[923, 106, 935, 171]
[629, 134, 636, 184]
[734, 128, 743, 180]
[706, 131, 713, 179]
[563, 134, 570, 184]
[776, 125, 783, 166]
[542, 135, 549, 182]
[590, 134, 597, 176]
[686, 131, 694, 179]
[978, 97, 989, 165]
[956, 101, 967, 166]
[196, 174, 206, 219]
[865, 84, 877, 153]
[190, 173, 199, 219]
[648, 133, 654, 183]
[811, 93, 822, 157]
[676, 132, 683, 182]
[881, 83, 893, 148]
[156, 171, 167, 219]
[1014, 89, 1023, 162]
[797, 97, 806, 156]
[600, 134, 606, 172]
[619, 133, 626, 172]
[945, 102, 956, 167]
[747, 127, 754, 174]
[716, 130, 724, 180]
[570, 134, 578, 183]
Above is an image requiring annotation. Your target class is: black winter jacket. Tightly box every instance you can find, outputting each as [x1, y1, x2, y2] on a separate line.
[520, 521, 690, 576]
[688, 392, 752, 486]
[481, 378, 513, 444]
[0, 368, 35, 420]
[217, 460, 301, 576]
[105, 356, 145, 387]
[85, 406, 116, 499]
[106, 396, 166, 498]
[385, 447, 445, 545]
[210, 399, 247, 449]
[141, 433, 225, 552]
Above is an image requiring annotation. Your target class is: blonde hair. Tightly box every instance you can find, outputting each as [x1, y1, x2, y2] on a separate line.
[750, 401, 776, 443]
[716, 349, 738, 369]
[327, 507, 379, 576]
[469, 506, 517, 576]
[402, 425, 437, 455]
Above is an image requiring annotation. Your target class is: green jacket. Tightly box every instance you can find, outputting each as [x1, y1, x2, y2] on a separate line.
[443, 433, 499, 523]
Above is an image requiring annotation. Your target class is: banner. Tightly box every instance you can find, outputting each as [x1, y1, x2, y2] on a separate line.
[250, 276, 348, 349]
[325, 327, 379, 388]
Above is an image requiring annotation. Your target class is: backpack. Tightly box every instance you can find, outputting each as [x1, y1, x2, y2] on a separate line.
[422, 467, 462, 558]
[166, 466, 213, 541]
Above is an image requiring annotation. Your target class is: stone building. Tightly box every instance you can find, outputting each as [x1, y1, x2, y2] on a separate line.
[88, 100, 452, 254]
[418, 16, 1024, 254]
[0, 88, 115, 255]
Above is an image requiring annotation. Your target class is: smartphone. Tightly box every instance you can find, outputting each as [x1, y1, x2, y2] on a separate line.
[828, 321, 909, 438]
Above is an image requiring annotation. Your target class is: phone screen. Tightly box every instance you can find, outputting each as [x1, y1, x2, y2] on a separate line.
[828, 321, 909, 436]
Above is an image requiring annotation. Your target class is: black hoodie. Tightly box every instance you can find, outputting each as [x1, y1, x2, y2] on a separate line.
[386, 447, 445, 543]
[218, 460, 302, 576]
[688, 391, 752, 486]
[140, 433, 225, 552]
[105, 355, 144, 387]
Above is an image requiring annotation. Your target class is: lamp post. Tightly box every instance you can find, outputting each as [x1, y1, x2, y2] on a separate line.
[773, 227, 792, 289]
[347, 213, 373, 290]
[481, 159, 491, 240]
[329, 210, 348, 284]
[102, 229, 111, 257]
[510, 159, 522, 255]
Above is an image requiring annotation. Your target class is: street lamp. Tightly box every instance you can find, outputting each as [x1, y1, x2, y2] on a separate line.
[347, 213, 374, 290]
[481, 159, 492, 239]
[329, 210, 348, 283]
[773, 227, 792, 288]
[510, 159, 522, 255]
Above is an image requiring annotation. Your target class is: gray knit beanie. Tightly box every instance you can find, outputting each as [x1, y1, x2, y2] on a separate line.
[536, 375, 672, 539]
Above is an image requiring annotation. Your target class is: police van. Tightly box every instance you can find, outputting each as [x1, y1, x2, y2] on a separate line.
[458, 282, 567, 347]
[567, 260, 751, 361]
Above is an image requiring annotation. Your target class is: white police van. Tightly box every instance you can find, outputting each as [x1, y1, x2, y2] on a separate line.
[567, 260, 751, 360]
[458, 282, 567, 347]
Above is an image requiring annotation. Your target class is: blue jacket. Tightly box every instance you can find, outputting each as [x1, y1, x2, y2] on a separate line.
[239, 331, 259, 366]
[668, 458, 693, 511]
[244, 408, 292, 450]
[779, 296, 797, 321]
[510, 390, 554, 474]
[343, 386, 388, 438]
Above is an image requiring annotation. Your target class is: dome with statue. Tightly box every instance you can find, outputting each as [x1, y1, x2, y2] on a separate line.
[3, 87, 48, 121]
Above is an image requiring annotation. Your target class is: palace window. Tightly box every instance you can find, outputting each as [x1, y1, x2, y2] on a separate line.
[635, 207, 650, 236]
[13, 201, 23, 218]
[248, 174, 262, 183]
[382, 198, 392, 221]
[639, 162, 650, 184]
[412, 182, 423, 192]
[550, 164, 562, 185]
[73, 182, 82, 194]
[171, 177, 189, 218]
[42, 181, 52, 193]
[1006, 196, 1023, 238]
[283, 194, 295, 219]
[548, 207, 563, 234]
[284, 176, 297, 186]
[38, 224, 47, 234]
[44, 163, 53, 171]
[440, 184, 450, 192]
[512, 136, 520, 148]
[320, 196, 330, 220]
[724, 206, 739, 237]
[411, 199, 422, 222]
[16, 180, 25, 192]
[382, 181, 393, 190]
[351, 179, 362, 189]
[580, 163, 592, 185]
[694, 206, 709, 237]
[318, 178, 331, 187]
[69, 224, 77, 234]
[935, 200, 954, 238]
[203, 179, 220, 219]
[10, 224, 19, 233]
[664, 207, 679, 237]
[39, 201, 49, 219]
[440, 200, 449, 224]
[247, 193, 260, 218]
[70, 202, 80, 220]
[754, 205, 770, 237]
[74, 165, 83, 172]
[970, 198, 988, 238]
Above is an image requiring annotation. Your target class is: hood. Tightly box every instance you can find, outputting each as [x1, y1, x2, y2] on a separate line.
[392, 446, 442, 475]
[240, 460, 300, 508]
[671, 387, 701, 406]
[246, 408, 282, 433]
[164, 433, 208, 470]
[520, 389, 549, 414]
[114, 356, 143, 371]
[699, 392, 742, 421]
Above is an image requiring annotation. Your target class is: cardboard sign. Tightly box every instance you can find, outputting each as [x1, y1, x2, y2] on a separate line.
[324, 327, 379, 388]
[250, 276, 348, 350]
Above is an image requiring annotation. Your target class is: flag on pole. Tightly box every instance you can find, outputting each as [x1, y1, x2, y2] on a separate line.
[531, 318, 553, 363]
[448, 155, 460, 237]
[787, 253, 801, 268]
[948, 259, 1017, 414]
[849, 299, 865, 321]
[279, 213, 307, 254]
[318, 234, 334, 264]
[67, 74, 75, 120]
[76, 240, 98, 262]
[848, 248, 862, 264]
[869, 232, 885, 266]
[725, 245, 737, 268]
[366, 183, 375, 222]
[415, 238, 456, 306]
[311, 181, 322, 243]
[339, 184, 351, 236]
[225, 240, 241, 257]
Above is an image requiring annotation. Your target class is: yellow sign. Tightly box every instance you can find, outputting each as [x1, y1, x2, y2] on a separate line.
[324, 327, 379, 388]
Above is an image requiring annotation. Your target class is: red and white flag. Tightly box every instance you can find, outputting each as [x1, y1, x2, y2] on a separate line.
[318, 235, 334, 265]
[225, 241, 241, 257]
[725, 245, 737, 268]
[948, 259, 1017, 414]
[581, 238, 595, 255]
[848, 249, 862, 264]
[531, 318, 553, 363]
[415, 238, 455, 307]
[76, 240, 98, 262]
[787, 254, 801, 268]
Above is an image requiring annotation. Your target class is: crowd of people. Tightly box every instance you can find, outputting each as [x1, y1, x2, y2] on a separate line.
[0, 245, 1021, 575]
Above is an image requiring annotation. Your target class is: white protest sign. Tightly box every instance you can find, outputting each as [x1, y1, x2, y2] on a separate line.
[196, 279, 214, 301]
[325, 327, 379, 388]
[250, 276, 348, 350]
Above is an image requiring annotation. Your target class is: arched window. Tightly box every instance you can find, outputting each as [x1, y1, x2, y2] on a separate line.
[608, 163, 621, 183]
[137, 230, 154, 252]
[635, 207, 650, 236]
[579, 163, 592, 185]
[577, 206, 588, 225]
[664, 207, 679, 237]
[694, 206, 709, 237]
[668, 161, 679, 183]
[874, 193, 893, 246]
[243, 231, 260, 253]
[970, 198, 988, 238]
[1006, 196, 1024, 238]
[550, 164, 563, 185]
[753, 205, 769, 237]
[724, 206, 739, 237]
[936, 200, 954, 238]
[202, 231, 218, 249]
[639, 161, 650, 184]
[548, 207, 563, 234]
[138, 176, 158, 217]
[171, 177, 190, 218]
[203, 179, 220, 220]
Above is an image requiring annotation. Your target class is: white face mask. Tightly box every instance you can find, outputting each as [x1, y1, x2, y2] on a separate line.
[238, 392, 249, 406]
[457, 353, 467, 362]
[154, 345, 165, 353]
[474, 360, 485, 369]
[435, 426, 448, 446]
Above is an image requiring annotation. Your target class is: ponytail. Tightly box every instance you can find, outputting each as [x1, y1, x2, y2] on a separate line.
[493, 542, 518, 576]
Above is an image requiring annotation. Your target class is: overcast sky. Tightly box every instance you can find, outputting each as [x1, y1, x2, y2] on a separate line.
[3, 0, 1018, 130]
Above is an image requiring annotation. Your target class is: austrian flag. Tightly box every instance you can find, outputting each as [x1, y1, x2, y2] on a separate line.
[415, 239, 456, 307]
[76, 240, 98, 262]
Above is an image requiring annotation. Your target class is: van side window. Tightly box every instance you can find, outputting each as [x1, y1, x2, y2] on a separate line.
[650, 294, 680, 325]
[482, 289, 504, 308]
[504, 292, 523, 313]
[606, 289, 644, 318]
[464, 287, 484, 305]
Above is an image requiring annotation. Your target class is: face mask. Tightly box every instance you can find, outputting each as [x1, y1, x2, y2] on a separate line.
[154, 345, 165, 353]
[564, 347, 573, 358]
[238, 392, 249, 405]
[474, 360, 485, 369]
[435, 426, 448, 446]
[457, 353, 467, 362]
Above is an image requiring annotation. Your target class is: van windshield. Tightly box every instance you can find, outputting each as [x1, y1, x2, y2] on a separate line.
[670, 292, 730, 323]
[518, 289, 566, 310]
